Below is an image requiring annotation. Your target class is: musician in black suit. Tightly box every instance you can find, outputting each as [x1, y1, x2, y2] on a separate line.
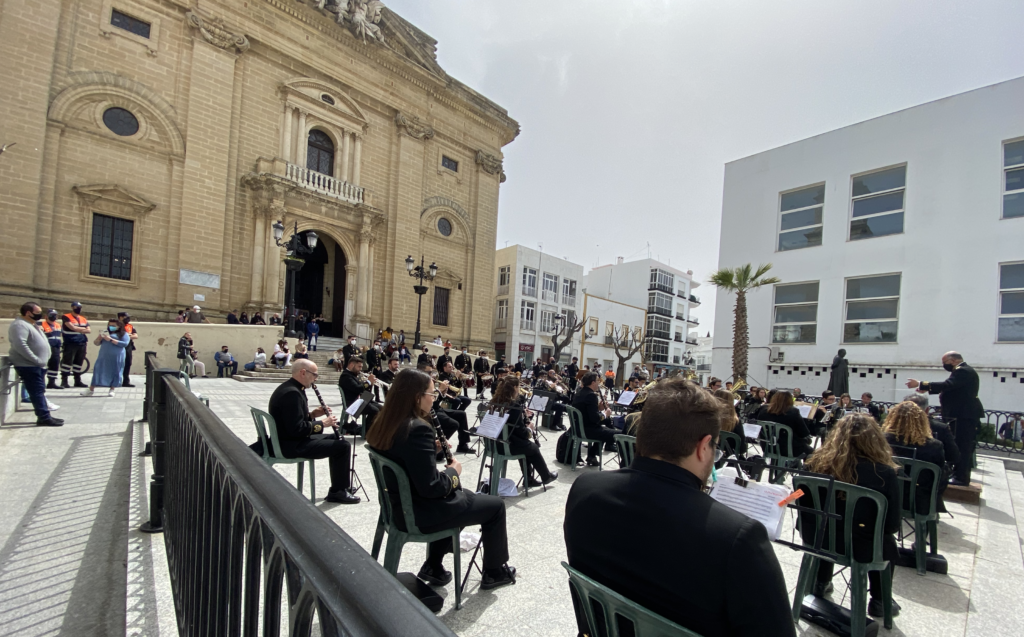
[366, 369, 516, 590]
[341, 337, 360, 366]
[417, 346, 432, 367]
[472, 350, 490, 398]
[565, 357, 580, 392]
[564, 377, 795, 637]
[513, 356, 525, 374]
[492, 376, 558, 486]
[377, 356, 400, 398]
[365, 340, 384, 400]
[570, 372, 618, 466]
[338, 356, 380, 434]
[437, 347, 453, 372]
[248, 360, 359, 504]
[438, 362, 472, 411]
[907, 351, 985, 485]
[454, 347, 473, 396]
[490, 354, 507, 377]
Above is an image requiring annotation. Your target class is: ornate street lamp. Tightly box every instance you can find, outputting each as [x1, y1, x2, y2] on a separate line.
[405, 255, 437, 350]
[274, 220, 318, 337]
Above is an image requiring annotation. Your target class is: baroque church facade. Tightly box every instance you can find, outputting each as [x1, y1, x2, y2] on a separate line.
[0, 0, 518, 347]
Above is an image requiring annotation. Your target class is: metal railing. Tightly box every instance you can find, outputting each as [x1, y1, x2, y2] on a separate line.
[673, 334, 683, 342]
[285, 162, 364, 204]
[690, 295, 701, 304]
[648, 282, 674, 294]
[562, 294, 576, 307]
[521, 319, 535, 331]
[685, 337, 698, 345]
[495, 316, 508, 330]
[648, 306, 673, 318]
[497, 283, 509, 296]
[541, 289, 558, 303]
[141, 353, 453, 636]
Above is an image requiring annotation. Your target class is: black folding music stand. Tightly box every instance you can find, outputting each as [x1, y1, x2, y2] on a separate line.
[341, 390, 374, 500]
[530, 389, 560, 431]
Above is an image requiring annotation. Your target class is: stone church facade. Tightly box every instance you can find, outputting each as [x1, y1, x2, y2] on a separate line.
[0, 0, 518, 347]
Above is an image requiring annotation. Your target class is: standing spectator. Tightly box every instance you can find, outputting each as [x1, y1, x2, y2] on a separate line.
[59, 301, 91, 388]
[239, 311, 250, 325]
[118, 311, 139, 387]
[177, 332, 207, 377]
[251, 312, 267, 326]
[294, 313, 307, 339]
[187, 305, 211, 324]
[396, 329, 406, 348]
[227, 309, 240, 324]
[40, 309, 62, 389]
[175, 310, 186, 323]
[433, 334, 443, 345]
[244, 347, 267, 372]
[269, 313, 282, 326]
[8, 302, 63, 426]
[215, 345, 238, 377]
[81, 318, 131, 397]
[306, 315, 320, 350]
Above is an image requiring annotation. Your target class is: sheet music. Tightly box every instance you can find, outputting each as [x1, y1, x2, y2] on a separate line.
[617, 391, 637, 406]
[345, 398, 364, 416]
[797, 404, 813, 418]
[523, 370, 533, 379]
[528, 395, 549, 412]
[710, 480, 790, 541]
[742, 423, 762, 439]
[476, 411, 510, 439]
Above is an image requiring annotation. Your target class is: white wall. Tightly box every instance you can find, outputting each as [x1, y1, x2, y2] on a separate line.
[712, 75, 1024, 410]
[578, 295, 646, 376]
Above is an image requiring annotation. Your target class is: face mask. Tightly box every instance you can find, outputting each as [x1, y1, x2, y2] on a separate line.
[943, 362, 955, 372]
[350, 340, 356, 345]
[48, 314, 57, 322]
[30, 312, 43, 321]
[222, 349, 229, 353]
[375, 345, 381, 350]
[108, 326, 118, 333]
[462, 350, 466, 354]
[73, 307, 81, 314]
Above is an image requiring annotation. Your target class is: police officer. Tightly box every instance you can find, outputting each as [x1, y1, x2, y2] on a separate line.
[60, 301, 91, 388]
[118, 311, 139, 388]
[40, 309, 63, 389]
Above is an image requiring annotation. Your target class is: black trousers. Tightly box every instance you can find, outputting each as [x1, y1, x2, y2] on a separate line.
[445, 395, 471, 411]
[362, 401, 382, 433]
[817, 560, 894, 599]
[122, 347, 134, 385]
[420, 491, 508, 570]
[584, 425, 618, 461]
[438, 409, 471, 446]
[951, 418, 980, 483]
[46, 344, 61, 381]
[60, 341, 87, 381]
[282, 434, 352, 493]
[508, 436, 553, 481]
[475, 373, 485, 397]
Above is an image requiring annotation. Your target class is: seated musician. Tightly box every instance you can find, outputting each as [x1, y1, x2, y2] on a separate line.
[712, 388, 747, 458]
[801, 414, 901, 618]
[883, 401, 946, 513]
[570, 372, 618, 467]
[455, 346, 473, 396]
[365, 369, 517, 590]
[376, 355, 400, 397]
[419, 363, 474, 455]
[438, 361, 472, 411]
[811, 390, 840, 430]
[622, 376, 644, 414]
[902, 393, 958, 511]
[248, 360, 359, 504]
[564, 378, 795, 637]
[473, 350, 490, 399]
[338, 356, 380, 435]
[754, 390, 815, 456]
[491, 377, 559, 487]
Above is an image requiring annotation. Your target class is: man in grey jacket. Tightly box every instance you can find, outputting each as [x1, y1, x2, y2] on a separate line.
[8, 302, 63, 426]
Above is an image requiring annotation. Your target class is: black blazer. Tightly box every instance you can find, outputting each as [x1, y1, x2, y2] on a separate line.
[454, 353, 472, 373]
[923, 363, 985, 421]
[437, 354, 453, 371]
[417, 352, 432, 366]
[262, 378, 320, 456]
[571, 386, 606, 433]
[929, 418, 960, 466]
[885, 433, 945, 514]
[473, 357, 489, 374]
[564, 458, 795, 637]
[754, 406, 813, 456]
[373, 418, 467, 530]
[338, 369, 371, 407]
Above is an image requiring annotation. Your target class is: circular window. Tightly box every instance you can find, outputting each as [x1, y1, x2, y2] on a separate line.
[102, 107, 139, 137]
[321, 93, 336, 105]
[437, 218, 453, 237]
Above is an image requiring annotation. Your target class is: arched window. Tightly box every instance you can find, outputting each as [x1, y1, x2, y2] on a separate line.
[306, 129, 334, 176]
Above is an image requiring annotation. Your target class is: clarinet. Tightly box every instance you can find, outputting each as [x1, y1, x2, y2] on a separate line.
[428, 408, 454, 465]
[310, 383, 339, 440]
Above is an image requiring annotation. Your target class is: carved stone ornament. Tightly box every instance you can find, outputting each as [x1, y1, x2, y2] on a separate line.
[327, 0, 386, 43]
[186, 11, 250, 54]
[395, 112, 435, 140]
[475, 151, 503, 176]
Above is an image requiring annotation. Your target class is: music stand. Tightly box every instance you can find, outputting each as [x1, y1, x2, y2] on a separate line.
[342, 390, 374, 500]
[530, 389, 560, 431]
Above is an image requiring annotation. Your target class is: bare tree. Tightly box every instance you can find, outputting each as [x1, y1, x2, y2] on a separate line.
[550, 311, 584, 364]
[611, 326, 645, 389]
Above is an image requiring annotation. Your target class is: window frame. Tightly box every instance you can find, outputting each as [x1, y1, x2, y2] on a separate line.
[1002, 137, 1024, 220]
[540, 309, 556, 333]
[441, 155, 459, 172]
[495, 298, 508, 330]
[306, 128, 335, 176]
[431, 286, 450, 327]
[848, 164, 907, 242]
[542, 272, 559, 302]
[522, 267, 537, 297]
[771, 281, 820, 345]
[842, 273, 902, 344]
[777, 183, 825, 252]
[88, 212, 135, 282]
[520, 300, 536, 331]
[98, 0, 160, 56]
[997, 261, 1024, 342]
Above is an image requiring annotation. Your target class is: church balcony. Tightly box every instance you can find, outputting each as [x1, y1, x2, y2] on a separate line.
[284, 162, 364, 205]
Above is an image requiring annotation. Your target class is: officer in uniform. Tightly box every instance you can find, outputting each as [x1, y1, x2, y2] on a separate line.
[454, 346, 473, 397]
[60, 302, 91, 388]
[117, 312, 139, 387]
[40, 309, 63, 389]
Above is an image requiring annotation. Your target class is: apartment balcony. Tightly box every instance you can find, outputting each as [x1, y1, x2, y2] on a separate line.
[541, 290, 558, 303]
[647, 352, 669, 363]
[521, 319, 535, 331]
[647, 329, 671, 341]
[676, 290, 688, 298]
[495, 316, 507, 330]
[697, 363, 711, 371]
[673, 334, 683, 342]
[497, 284, 509, 296]
[649, 282, 674, 294]
[522, 286, 537, 298]
[687, 317, 699, 326]
[689, 295, 701, 306]
[685, 337, 698, 345]
[673, 356, 681, 364]
[648, 306, 673, 319]
[604, 336, 614, 345]
[562, 294, 577, 307]
[675, 313, 686, 321]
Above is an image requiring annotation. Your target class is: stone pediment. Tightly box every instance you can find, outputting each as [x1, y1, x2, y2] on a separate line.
[281, 78, 368, 128]
[376, 7, 445, 78]
[72, 184, 156, 217]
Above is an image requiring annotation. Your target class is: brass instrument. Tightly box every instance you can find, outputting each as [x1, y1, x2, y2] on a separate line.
[633, 380, 658, 406]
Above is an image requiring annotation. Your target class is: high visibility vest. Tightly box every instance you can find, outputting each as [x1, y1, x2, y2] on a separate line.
[63, 313, 89, 344]
[41, 320, 63, 344]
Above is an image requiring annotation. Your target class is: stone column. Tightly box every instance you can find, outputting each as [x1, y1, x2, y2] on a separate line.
[249, 211, 266, 305]
[294, 110, 307, 167]
[264, 210, 283, 307]
[334, 130, 345, 181]
[344, 264, 357, 333]
[366, 236, 375, 316]
[341, 131, 351, 182]
[352, 135, 363, 186]
[355, 229, 371, 323]
[282, 106, 294, 162]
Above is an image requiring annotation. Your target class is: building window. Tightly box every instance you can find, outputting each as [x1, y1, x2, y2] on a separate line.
[541, 310, 556, 332]
[437, 218, 452, 237]
[432, 287, 450, 326]
[522, 267, 537, 297]
[441, 155, 459, 172]
[633, 326, 642, 341]
[772, 282, 819, 343]
[843, 274, 901, 343]
[648, 291, 673, 317]
[649, 268, 675, 293]
[497, 266, 510, 295]
[496, 299, 508, 329]
[89, 213, 134, 281]
[110, 9, 151, 38]
[850, 166, 905, 241]
[102, 107, 139, 137]
[1003, 140, 1024, 219]
[588, 316, 599, 337]
[561, 278, 577, 305]
[646, 315, 671, 339]
[778, 184, 824, 251]
[998, 262, 1024, 341]
[644, 339, 669, 363]
[320, 93, 336, 105]
[542, 273, 559, 302]
[521, 300, 536, 331]
[306, 129, 334, 176]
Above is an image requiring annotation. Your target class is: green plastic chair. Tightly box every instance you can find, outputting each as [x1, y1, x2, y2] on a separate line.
[614, 434, 636, 468]
[790, 476, 894, 636]
[718, 430, 744, 462]
[756, 420, 801, 484]
[249, 407, 316, 502]
[566, 405, 605, 471]
[560, 561, 702, 636]
[365, 446, 462, 609]
[177, 371, 209, 407]
[475, 409, 536, 497]
[893, 456, 942, 575]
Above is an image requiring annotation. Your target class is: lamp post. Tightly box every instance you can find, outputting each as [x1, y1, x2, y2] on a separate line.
[405, 255, 437, 351]
[273, 220, 318, 338]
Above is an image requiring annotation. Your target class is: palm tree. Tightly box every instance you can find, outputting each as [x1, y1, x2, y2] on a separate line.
[708, 263, 780, 384]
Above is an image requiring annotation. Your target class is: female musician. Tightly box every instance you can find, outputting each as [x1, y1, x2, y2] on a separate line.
[838, 393, 854, 411]
[883, 401, 946, 514]
[753, 390, 815, 456]
[365, 369, 516, 590]
[712, 388, 747, 457]
[492, 376, 559, 487]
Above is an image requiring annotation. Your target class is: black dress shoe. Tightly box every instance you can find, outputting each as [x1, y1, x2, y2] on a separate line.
[480, 565, 517, 590]
[36, 417, 64, 427]
[812, 581, 833, 597]
[542, 471, 559, 485]
[949, 478, 969, 487]
[73, 381, 88, 388]
[455, 444, 473, 454]
[527, 478, 544, 488]
[586, 458, 601, 467]
[324, 490, 360, 504]
[868, 597, 900, 618]
[417, 563, 453, 587]
[123, 383, 135, 388]
[46, 381, 58, 390]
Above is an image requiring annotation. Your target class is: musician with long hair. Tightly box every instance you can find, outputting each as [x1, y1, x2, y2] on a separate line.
[491, 376, 559, 487]
[754, 390, 815, 456]
[883, 401, 946, 514]
[712, 388, 746, 457]
[366, 369, 517, 590]
[801, 414, 901, 617]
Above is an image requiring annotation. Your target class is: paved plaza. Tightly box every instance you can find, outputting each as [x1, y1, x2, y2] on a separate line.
[1, 375, 1024, 636]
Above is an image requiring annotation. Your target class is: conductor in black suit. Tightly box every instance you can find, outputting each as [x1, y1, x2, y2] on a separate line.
[570, 372, 618, 467]
[564, 377, 795, 637]
[248, 360, 359, 504]
[907, 351, 985, 485]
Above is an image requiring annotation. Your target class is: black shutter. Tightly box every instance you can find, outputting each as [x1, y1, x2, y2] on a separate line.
[90, 213, 134, 281]
[432, 287, 450, 326]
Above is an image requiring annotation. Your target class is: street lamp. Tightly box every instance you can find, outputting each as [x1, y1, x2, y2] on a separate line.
[273, 221, 318, 337]
[405, 255, 437, 350]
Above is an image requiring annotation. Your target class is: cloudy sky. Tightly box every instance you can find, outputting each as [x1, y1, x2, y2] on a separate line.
[387, 0, 1024, 332]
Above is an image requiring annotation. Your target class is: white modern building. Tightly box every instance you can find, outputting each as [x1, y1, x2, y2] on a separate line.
[577, 294, 647, 378]
[691, 334, 714, 386]
[584, 257, 701, 375]
[491, 245, 583, 366]
[712, 75, 1024, 410]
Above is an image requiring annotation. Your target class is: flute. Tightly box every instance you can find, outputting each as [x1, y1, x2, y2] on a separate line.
[310, 383, 339, 440]
[428, 408, 454, 465]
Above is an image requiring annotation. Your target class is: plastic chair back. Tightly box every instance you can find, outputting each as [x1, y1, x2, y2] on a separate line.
[366, 446, 426, 536]
[567, 405, 587, 439]
[791, 475, 889, 569]
[614, 434, 636, 467]
[892, 456, 941, 520]
[718, 430, 743, 458]
[250, 407, 286, 460]
[561, 562, 702, 637]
